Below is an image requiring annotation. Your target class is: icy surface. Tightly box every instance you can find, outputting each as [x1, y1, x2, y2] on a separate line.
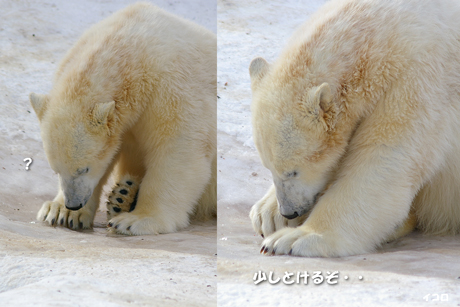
[217, 0, 460, 306]
[0, 0, 216, 306]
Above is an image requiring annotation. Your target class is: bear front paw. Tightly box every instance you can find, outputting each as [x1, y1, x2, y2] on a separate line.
[250, 192, 305, 238]
[260, 226, 355, 257]
[107, 213, 176, 235]
[260, 227, 326, 257]
[106, 176, 139, 220]
[37, 200, 94, 230]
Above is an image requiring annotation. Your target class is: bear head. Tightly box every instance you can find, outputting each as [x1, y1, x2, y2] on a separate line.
[249, 57, 346, 219]
[30, 92, 119, 210]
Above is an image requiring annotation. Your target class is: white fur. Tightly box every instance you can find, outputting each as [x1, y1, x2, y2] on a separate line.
[250, 0, 460, 257]
[31, 3, 216, 234]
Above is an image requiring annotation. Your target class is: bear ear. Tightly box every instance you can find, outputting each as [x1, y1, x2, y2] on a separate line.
[91, 101, 115, 129]
[29, 93, 50, 121]
[314, 83, 333, 109]
[300, 82, 337, 131]
[249, 57, 270, 89]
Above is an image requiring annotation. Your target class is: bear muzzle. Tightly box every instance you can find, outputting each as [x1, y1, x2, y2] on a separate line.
[63, 181, 93, 211]
[65, 196, 89, 211]
[281, 211, 299, 220]
[61, 175, 96, 210]
[277, 192, 320, 219]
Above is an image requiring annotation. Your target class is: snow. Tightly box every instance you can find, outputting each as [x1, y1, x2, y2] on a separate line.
[217, 0, 460, 306]
[0, 0, 216, 306]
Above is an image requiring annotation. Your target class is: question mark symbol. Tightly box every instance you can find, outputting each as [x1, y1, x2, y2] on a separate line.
[23, 158, 33, 171]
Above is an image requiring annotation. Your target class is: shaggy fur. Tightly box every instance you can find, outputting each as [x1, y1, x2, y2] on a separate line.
[30, 3, 216, 235]
[249, 0, 460, 257]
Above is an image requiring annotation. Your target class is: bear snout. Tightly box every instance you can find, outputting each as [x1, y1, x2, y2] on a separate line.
[281, 211, 299, 220]
[66, 203, 83, 211]
[275, 180, 320, 219]
[64, 192, 90, 211]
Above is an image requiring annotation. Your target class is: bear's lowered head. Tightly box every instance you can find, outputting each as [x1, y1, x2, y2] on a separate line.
[30, 92, 120, 210]
[249, 57, 347, 219]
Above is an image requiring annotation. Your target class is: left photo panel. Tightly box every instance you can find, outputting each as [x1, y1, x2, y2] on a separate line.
[0, 0, 216, 305]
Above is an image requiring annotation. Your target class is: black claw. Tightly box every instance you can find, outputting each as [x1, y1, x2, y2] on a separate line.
[272, 248, 276, 255]
[51, 218, 55, 226]
[114, 224, 118, 229]
[120, 189, 128, 195]
[79, 222, 83, 229]
[60, 218, 64, 225]
[108, 222, 113, 227]
[288, 249, 293, 255]
[127, 226, 131, 231]
[44, 214, 48, 221]
[264, 247, 269, 254]
[260, 246, 265, 253]
[69, 220, 73, 229]
[261, 234, 264, 238]
[129, 191, 139, 212]
[116, 198, 123, 203]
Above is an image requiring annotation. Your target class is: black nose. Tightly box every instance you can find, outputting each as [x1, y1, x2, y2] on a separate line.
[281, 211, 299, 220]
[66, 203, 83, 211]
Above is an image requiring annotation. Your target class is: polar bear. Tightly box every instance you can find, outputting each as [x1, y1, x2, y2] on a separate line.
[30, 3, 216, 235]
[249, 0, 460, 257]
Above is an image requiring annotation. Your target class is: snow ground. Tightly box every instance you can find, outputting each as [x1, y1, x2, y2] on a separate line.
[0, 0, 216, 306]
[217, 0, 460, 306]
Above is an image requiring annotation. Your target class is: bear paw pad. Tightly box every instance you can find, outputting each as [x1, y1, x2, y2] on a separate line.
[106, 176, 139, 220]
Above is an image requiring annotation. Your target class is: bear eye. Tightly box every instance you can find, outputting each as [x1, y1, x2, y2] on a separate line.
[76, 167, 89, 175]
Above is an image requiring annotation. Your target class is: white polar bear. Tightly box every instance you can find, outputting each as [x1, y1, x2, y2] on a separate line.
[249, 0, 460, 257]
[30, 2, 216, 235]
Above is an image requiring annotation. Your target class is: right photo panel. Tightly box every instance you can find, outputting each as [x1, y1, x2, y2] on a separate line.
[217, 0, 460, 305]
